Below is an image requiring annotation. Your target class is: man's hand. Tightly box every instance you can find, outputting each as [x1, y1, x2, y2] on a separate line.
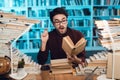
[41, 29, 49, 43]
[67, 55, 82, 64]
[67, 55, 81, 62]
[40, 29, 49, 51]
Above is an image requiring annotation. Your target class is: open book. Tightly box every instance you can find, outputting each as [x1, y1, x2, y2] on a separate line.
[62, 36, 86, 56]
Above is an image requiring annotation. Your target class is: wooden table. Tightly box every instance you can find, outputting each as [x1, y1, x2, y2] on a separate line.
[23, 73, 98, 80]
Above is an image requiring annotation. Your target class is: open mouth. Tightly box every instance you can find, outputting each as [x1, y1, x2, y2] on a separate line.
[59, 26, 64, 30]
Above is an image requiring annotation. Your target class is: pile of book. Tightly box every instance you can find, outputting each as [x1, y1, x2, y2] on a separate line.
[75, 51, 109, 75]
[85, 52, 107, 68]
[0, 11, 39, 56]
[0, 11, 40, 74]
[12, 48, 41, 74]
[50, 58, 73, 74]
[95, 19, 120, 79]
[95, 19, 120, 50]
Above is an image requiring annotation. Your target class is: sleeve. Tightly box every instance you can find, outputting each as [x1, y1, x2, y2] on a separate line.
[37, 42, 49, 65]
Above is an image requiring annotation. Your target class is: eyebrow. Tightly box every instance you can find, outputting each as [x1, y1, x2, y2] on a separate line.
[54, 17, 66, 21]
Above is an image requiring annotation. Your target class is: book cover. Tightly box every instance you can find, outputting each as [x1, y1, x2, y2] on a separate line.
[62, 36, 86, 56]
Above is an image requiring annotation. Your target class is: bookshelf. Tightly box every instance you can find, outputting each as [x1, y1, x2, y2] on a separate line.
[1, 0, 120, 54]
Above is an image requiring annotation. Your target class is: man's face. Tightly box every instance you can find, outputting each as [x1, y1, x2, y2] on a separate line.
[53, 14, 68, 34]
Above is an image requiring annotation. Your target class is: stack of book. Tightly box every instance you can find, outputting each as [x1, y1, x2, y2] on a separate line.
[12, 48, 41, 74]
[0, 11, 40, 75]
[95, 19, 120, 50]
[0, 11, 39, 56]
[95, 19, 120, 79]
[75, 51, 110, 75]
[85, 51, 108, 68]
[50, 58, 73, 74]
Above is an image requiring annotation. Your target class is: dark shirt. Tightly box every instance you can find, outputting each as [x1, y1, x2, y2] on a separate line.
[37, 27, 86, 65]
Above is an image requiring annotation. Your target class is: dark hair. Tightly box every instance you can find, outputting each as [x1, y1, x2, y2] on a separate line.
[49, 7, 68, 22]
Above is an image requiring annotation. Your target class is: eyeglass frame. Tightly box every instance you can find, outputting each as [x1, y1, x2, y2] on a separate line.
[53, 19, 67, 26]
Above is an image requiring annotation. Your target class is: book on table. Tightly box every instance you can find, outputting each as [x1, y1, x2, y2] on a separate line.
[50, 58, 73, 74]
[62, 36, 86, 56]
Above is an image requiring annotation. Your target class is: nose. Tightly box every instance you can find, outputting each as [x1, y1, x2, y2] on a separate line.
[59, 22, 63, 25]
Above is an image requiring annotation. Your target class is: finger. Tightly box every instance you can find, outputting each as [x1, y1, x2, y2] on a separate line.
[67, 55, 72, 59]
[42, 30, 48, 37]
[72, 55, 77, 59]
[44, 28, 48, 33]
[44, 28, 48, 31]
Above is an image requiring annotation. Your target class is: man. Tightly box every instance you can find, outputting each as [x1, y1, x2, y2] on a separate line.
[37, 7, 86, 65]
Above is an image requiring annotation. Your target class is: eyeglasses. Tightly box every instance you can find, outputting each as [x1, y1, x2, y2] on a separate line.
[53, 20, 67, 26]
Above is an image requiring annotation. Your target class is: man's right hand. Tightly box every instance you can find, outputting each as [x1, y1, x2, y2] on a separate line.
[41, 29, 49, 43]
[40, 29, 49, 51]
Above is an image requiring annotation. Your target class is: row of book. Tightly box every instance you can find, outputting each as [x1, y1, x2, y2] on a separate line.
[68, 19, 91, 27]
[29, 30, 41, 39]
[16, 40, 40, 49]
[1, 0, 25, 7]
[94, 0, 120, 5]
[27, 8, 91, 18]
[94, 8, 120, 17]
[75, 51, 108, 76]
[27, 0, 91, 7]
[3, 0, 120, 7]
[10, 10, 26, 16]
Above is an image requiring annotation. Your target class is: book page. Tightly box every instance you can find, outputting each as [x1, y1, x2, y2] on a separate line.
[75, 38, 86, 48]
[72, 38, 86, 55]
[62, 36, 74, 55]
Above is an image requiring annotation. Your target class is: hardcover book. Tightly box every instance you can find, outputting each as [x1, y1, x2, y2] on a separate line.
[62, 36, 86, 56]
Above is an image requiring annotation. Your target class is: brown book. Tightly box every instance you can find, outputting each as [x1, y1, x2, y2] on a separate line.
[62, 36, 86, 56]
[51, 58, 68, 64]
[50, 58, 73, 74]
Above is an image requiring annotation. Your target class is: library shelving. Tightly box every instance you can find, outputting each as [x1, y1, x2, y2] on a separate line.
[1, 0, 120, 54]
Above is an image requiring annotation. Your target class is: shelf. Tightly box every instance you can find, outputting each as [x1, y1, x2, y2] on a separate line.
[86, 46, 105, 51]
[20, 46, 105, 53]
[20, 49, 39, 53]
